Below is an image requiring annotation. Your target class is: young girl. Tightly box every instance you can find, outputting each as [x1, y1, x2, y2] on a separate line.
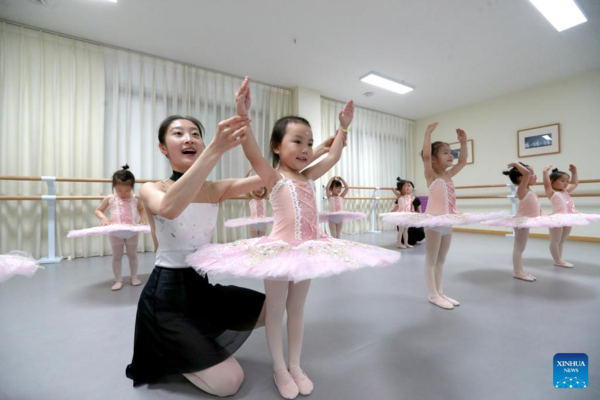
[391, 178, 416, 248]
[224, 170, 273, 238]
[94, 165, 147, 290]
[543, 164, 599, 268]
[187, 78, 400, 399]
[484, 162, 587, 281]
[381, 123, 504, 309]
[320, 175, 366, 239]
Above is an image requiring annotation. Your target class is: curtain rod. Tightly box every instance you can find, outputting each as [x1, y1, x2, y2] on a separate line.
[0, 19, 291, 92]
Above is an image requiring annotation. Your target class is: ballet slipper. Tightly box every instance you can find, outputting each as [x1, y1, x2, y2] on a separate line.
[274, 369, 299, 399]
[513, 272, 536, 282]
[289, 366, 313, 396]
[111, 281, 124, 291]
[406, 244, 414, 248]
[428, 295, 454, 310]
[396, 244, 407, 249]
[130, 276, 142, 286]
[440, 294, 460, 306]
[554, 260, 574, 268]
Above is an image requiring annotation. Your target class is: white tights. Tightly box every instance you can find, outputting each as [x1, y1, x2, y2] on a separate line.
[549, 227, 572, 265]
[264, 279, 311, 383]
[328, 222, 343, 239]
[423, 229, 452, 298]
[108, 234, 139, 282]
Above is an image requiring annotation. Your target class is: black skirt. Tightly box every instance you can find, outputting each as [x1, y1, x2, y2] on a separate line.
[126, 266, 265, 386]
[396, 226, 426, 245]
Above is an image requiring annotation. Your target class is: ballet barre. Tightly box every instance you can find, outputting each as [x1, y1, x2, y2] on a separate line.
[0, 175, 253, 264]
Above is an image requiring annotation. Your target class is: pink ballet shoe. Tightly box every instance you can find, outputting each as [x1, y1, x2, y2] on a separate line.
[440, 294, 460, 306]
[554, 261, 574, 268]
[428, 295, 454, 310]
[131, 276, 142, 286]
[111, 281, 123, 291]
[274, 370, 299, 399]
[513, 272, 536, 282]
[289, 366, 313, 396]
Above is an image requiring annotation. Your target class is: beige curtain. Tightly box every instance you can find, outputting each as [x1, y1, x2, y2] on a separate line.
[0, 22, 105, 259]
[320, 98, 415, 234]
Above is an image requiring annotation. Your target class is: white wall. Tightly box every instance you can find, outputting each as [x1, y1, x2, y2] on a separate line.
[413, 69, 600, 238]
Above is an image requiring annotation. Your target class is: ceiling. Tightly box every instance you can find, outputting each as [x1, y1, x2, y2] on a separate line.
[1, 0, 599, 120]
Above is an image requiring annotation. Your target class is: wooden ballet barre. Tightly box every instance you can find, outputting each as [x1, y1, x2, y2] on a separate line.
[456, 193, 599, 200]
[347, 186, 396, 191]
[0, 175, 158, 183]
[0, 195, 253, 201]
[343, 197, 397, 201]
[455, 180, 599, 190]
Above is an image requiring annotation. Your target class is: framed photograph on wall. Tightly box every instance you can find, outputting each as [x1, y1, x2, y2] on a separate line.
[448, 139, 474, 166]
[517, 123, 560, 158]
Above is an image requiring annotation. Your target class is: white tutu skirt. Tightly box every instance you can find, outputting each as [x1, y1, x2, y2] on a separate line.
[380, 211, 509, 228]
[319, 212, 366, 224]
[186, 237, 401, 283]
[67, 224, 150, 239]
[224, 217, 275, 229]
[483, 213, 590, 229]
[0, 251, 41, 282]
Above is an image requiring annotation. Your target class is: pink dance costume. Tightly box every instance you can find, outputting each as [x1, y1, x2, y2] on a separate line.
[0, 251, 41, 282]
[224, 198, 275, 229]
[67, 194, 149, 239]
[187, 177, 400, 283]
[381, 178, 507, 228]
[484, 190, 589, 229]
[319, 196, 366, 223]
[550, 191, 600, 223]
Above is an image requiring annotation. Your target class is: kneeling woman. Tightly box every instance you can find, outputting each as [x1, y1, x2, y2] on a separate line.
[126, 114, 268, 396]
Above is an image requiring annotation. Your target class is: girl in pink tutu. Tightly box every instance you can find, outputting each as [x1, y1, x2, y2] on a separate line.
[484, 162, 588, 281]
[187, 78, 400, 399]
[543, 164, 599, 268]
[381, 123, 504, 309]
[391, 178, 416, 248]
[224, 170, 273, 238]
[321, 176, 365, 238]
[94, 165, 147, 290]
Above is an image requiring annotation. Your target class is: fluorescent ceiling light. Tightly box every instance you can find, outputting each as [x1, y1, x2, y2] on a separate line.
[530, 0, 587, 32]
[106, 0, 118, 3]
[542, 134, 552, 140]
[360, 72, 413, 94]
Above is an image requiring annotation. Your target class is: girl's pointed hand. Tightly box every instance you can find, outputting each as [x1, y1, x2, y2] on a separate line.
[456, 128, 467, 143]
[339, 100, 354, 129]
[568, 164, 577, 173]
[425, 122, 438, 135]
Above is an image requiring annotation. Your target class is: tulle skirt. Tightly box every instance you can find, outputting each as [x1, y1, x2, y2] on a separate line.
[186, 237, 400, 283]
[67, 224, 150, 239]
[224, 217, 275, 228]
[0, 251, 41, 282]
[319, 211, 367, 224]
[380, 211, 509, 228]
[483, 213, 590, 229]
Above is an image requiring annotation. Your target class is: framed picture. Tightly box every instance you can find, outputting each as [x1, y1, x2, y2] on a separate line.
[517, 123, 560, 158]
[448, 139, 474, 166]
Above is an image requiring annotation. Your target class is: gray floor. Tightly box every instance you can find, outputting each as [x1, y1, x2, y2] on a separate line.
[1, 232, 599, 400]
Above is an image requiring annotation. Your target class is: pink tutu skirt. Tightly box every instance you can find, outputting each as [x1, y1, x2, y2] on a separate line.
[0, 251, 41, 282]
[224, 217, 275, 228]
[186, 237, 400, 283]
[319, 211, 367, 224]
[380, 211, 509, 228]
[67, 224, 150, 239]
[483, 213, 590, 229]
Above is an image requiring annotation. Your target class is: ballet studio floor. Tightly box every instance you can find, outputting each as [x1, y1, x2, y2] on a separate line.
[1, 231, 598, 400]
